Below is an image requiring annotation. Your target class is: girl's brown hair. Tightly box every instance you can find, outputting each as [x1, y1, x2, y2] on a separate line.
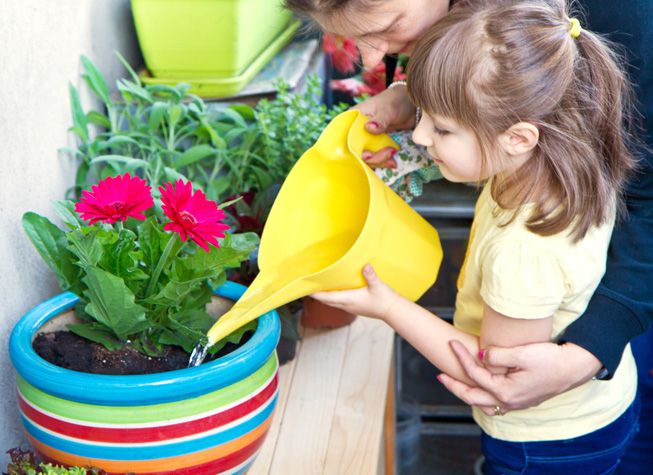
[408, 0, 638, 241]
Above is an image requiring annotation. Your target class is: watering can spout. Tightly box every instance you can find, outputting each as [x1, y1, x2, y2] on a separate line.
[206, 110, 443, 347]
[206, 274, 316, 345]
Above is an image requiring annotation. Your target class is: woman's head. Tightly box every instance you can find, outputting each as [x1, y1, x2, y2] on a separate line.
[408, 0, 637, 241]
[283, 0, 450, 68]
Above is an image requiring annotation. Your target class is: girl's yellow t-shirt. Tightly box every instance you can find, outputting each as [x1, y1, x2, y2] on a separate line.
[454, 183, 637, 442]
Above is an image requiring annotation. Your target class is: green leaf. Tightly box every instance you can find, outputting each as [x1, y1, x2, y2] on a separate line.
[168, 104, 183, 128]
[163, 166, 190, 184]
[138, 218, 163, 269]
[218, 107, 248, 128]
[90, 155, 149, 173]
[228, 104, 256, 121]
[145, 278, 203, 307]
[228, 232, 260, 253]
[52, 200, 85, 229]
[251, 165, 275, 191]
[67, 322, 124, 350]
[206, 177, 232, 202]
[117, 79, 153, 103]
[83, 266, 149, 340]
[22, 213, 80, 290]
[98, 230, 148, 282]
[103, 135, 144, 150]
[146, 84, 183, 100]
[86, 110, 111, 129]
[81, 56, 110, 104]
[68, 83, 88, 142]
[66, 229, 104, 269]
[116, 50, 141, 85]
[159, 308, 215, 352]
[174, 144, 216, 168]
[199, 119, 225, 148]
[148, 102, 168, 131]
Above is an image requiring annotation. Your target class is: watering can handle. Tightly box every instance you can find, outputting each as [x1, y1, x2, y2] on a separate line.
[349, 111, 399, 159]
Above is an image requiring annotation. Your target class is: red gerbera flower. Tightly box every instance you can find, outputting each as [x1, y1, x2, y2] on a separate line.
[75, 173, 153, 225]
[159, 180, 230, 252]
[323, 33, 359, 74]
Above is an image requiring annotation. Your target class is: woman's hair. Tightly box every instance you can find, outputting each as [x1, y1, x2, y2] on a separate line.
[408, 0, 638, 241]
[283, 0, 358, 15]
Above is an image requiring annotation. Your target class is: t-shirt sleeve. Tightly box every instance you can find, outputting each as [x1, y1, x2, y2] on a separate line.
[480, 241, 567, 319]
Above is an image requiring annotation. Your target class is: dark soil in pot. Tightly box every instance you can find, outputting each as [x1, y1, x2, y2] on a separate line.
[33, 330, 253, 375]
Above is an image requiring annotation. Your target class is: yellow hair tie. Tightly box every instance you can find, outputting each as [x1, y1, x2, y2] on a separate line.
[569, 18, 582, 39]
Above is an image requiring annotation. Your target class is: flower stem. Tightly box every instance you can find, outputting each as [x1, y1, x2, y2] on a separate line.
[146, 233, 178, 297]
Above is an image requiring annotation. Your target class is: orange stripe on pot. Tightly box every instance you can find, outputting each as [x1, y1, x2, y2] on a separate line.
[27, 413, 273, 473]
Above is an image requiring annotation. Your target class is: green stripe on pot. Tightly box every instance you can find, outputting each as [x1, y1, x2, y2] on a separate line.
[17, 355, 277, 424]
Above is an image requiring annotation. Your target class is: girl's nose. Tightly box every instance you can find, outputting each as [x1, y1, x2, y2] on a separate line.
[412, 117, 432, 147]
[358, 40, 388, 69]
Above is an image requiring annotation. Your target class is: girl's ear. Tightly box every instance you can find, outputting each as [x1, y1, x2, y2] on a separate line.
[498, 122, 539, 156]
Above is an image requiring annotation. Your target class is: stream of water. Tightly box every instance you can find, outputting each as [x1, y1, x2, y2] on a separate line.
[188, 342, 210, 367]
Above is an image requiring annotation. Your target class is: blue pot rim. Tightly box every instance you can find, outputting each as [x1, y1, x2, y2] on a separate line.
[9, 281, 280, 406]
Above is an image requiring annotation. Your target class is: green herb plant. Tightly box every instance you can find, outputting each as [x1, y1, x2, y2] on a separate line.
[67, 55, 345, 207]
[3, 448, 105, 475]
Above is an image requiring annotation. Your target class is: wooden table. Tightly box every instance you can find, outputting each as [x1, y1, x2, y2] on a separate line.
[249, 317, 396, 475]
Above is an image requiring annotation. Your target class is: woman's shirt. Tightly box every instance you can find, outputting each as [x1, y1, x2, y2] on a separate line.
[454, 183, 637, 442]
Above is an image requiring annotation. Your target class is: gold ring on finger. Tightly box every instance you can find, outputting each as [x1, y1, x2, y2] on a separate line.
[493, 405, 505, 416]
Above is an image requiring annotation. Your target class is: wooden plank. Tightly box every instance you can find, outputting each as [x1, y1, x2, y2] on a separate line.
[249, 334, 303, 475]
[322, 318, 395, 475]
[268, 324, 351, 474]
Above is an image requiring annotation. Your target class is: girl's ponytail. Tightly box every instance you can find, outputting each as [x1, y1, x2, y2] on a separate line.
[572, 24, 638, 209]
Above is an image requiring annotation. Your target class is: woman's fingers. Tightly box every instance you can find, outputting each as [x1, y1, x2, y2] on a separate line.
[362, 147, 398, 168]
[437, 373, 502, 409]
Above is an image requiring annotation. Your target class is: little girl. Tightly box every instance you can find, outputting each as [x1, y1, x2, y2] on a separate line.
[311, 0, 640, 472]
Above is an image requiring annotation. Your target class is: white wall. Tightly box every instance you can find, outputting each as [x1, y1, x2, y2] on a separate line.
[0, 0, 140, 463]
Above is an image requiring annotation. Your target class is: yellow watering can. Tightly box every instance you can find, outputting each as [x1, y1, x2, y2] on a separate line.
[207, 110, 443, 345]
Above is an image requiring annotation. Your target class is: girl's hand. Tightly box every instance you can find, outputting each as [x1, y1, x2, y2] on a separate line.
[352, 86, 416, 169]
[310, 264, 402, 321]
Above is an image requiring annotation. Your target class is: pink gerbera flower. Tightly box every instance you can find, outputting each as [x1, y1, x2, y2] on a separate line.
[159, 180, 230, 252]
[322, 33, 359, 74]
[75, 173, 154, 225]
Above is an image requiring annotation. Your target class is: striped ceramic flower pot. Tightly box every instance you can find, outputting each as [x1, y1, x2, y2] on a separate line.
[9, 281, 280, 475]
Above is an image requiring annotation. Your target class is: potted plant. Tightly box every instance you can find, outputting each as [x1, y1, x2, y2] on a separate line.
[131, 0, 298, 97]
[10, 173, 279, 474]
[67, 55, 349, 349]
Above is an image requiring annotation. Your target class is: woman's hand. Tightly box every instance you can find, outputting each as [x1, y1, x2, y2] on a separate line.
[310, 264, 402, 321]
[353, 85, 416, 169]
[438, 340, 603, 415]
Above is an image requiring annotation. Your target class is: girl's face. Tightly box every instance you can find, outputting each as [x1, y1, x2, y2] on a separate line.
[315, 0, 450, 68]
[412, 113, 487, 183]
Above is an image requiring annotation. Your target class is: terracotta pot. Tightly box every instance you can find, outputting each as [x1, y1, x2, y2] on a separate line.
[9, 281, 280, 475]
[301, 297, 357, 329]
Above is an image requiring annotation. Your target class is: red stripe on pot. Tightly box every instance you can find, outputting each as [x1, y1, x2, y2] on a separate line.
[18, 374, 278, 443]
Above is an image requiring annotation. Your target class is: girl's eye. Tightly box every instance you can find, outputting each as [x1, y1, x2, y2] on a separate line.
[434, 127, 450, 136]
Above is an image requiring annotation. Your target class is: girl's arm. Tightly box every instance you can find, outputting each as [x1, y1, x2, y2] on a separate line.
[384, 298, 552, 384]
[312, 264, 553, 386]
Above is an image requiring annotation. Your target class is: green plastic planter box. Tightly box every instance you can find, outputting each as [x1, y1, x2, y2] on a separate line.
[132, 0, 294, 79]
